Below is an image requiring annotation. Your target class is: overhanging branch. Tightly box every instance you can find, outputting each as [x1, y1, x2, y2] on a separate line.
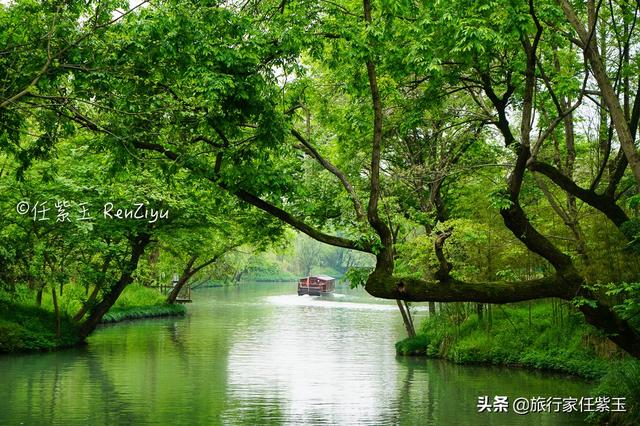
[528, 160, 629, 227]
[131, 141, 372, 253]
[365, 273, 575, 303]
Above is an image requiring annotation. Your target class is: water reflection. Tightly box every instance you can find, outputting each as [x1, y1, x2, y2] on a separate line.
[0, 283, 590, 425]
[267, 293, 429, 312]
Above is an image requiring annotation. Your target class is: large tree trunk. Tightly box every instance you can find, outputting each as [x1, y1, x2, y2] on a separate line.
[51, 285, 60, 338]
[167, 276, 190, 304]
[167, 255, 197, 304]
[36, 286, 43, 307]
[78, 233, 151, 340]
[73, 283, 103, 323]
[364, 268, 640, 357]
[73, 254, 113, 323]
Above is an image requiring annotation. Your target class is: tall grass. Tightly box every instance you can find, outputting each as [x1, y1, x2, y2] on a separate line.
[587, 361, 640, 425]
[111, 284, 166, 308]
[0, 299, 80, 353]
[101, 304, 186, 323]
[397, 303, 622, 379]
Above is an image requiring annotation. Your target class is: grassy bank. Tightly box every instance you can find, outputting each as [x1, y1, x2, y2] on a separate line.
[100, 284, 186, 323]
[0, 284, 185, 353]
[397, 303, 619, 378]
[101, 304, 186, 323]
[396, 302, 639, 424]
[0, 299, 80, 353]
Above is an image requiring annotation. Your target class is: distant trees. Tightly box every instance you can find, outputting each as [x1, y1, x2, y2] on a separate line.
[292, 233, 372, 277]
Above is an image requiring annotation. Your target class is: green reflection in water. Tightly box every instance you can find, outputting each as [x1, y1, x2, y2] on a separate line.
[0, 283, 591, 425]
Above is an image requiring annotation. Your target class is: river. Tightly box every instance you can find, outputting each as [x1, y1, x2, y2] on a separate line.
[0, 282, 591, 425]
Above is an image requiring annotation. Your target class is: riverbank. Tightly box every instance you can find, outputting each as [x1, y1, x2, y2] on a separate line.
[100, 304, 185, 323]
[99, 283, 187, 323]
[0, 299, 81, 353]
[0, 284, 186, 353]
[396, 302, 625, 377]
[396, 302, 640, 424]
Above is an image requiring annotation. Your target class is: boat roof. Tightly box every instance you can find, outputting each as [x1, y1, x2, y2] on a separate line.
[300, 275, 335, 281]
[313, 275, 335, 280]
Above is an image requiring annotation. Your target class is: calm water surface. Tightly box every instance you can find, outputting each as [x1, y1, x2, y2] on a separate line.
[0, 283, 591, 425]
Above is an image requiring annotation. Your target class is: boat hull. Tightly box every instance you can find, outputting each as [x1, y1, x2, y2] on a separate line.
[297, 287, 333, 296]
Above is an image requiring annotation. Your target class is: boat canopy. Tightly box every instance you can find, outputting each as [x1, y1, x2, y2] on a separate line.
[314, 275, 335, 281]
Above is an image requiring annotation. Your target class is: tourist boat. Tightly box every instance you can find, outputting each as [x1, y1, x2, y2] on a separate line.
[297, 275, 336, 296]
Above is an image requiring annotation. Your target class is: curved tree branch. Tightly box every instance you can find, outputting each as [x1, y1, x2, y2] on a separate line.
[434, 227, 453, 281]
[366, 273, 574, 303]
[291, 128, 366, 221]
[363, 271, 640, 357]
[131, 141, 372, 253]
[528, 160, 629, 227]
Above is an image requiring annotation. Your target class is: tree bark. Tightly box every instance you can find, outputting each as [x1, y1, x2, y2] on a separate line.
[73, 254, 113, 323]
[73, 283, 101, 323]
[396, 299, 416, 338]
[51, 285, 60, 338]
[167, 255, 197, 304]
[78, 233, 151, 340]
[365, 273, 574, 303]
[167, 253, 222, 304]
[528, 161, 629, 228]
[363, 0, 395, 278]
[36, 287, 43, 307]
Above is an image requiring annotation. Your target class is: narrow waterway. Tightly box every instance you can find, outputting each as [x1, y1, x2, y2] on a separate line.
[0, 282, 590, 425]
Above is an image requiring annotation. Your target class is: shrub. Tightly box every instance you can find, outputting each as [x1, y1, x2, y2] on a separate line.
[0, 300, 80, 353]
[405, 303, 617, 379]
[396, 334, 430, 355]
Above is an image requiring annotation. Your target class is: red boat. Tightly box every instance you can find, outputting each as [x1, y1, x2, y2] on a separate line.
[297, 275, 336, 296]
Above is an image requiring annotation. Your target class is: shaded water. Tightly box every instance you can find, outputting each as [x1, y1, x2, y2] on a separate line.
[0, 283, 590, 425]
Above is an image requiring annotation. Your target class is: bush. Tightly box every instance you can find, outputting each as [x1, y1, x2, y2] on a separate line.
[0, 300, 80, 353]
[0, 283, 185, 353]
[396, 334, 430, 355]
[0, 320, 27, 352]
